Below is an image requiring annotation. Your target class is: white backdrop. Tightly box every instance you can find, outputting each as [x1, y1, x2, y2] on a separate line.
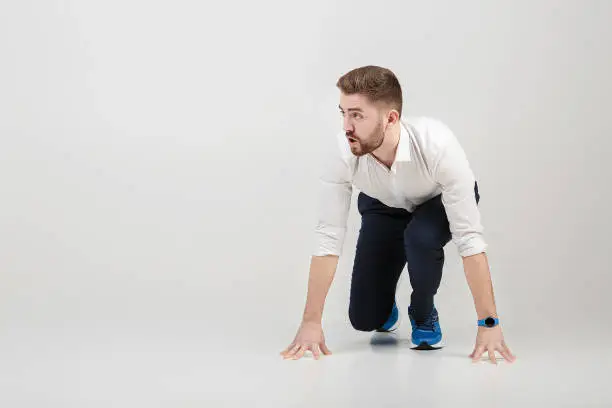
[1, 1, 611, 406]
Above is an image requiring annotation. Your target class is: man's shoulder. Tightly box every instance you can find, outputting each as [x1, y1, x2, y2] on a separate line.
[403, 116, 455, 139]
[403, 116, 460, 152]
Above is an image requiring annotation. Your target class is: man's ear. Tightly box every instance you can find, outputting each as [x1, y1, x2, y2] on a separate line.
[387, 109, 400, 124]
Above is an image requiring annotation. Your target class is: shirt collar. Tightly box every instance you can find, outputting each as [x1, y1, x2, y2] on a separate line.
[395, 120, 412, 162]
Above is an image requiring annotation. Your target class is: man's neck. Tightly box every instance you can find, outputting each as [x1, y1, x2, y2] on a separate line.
[371, 123, 401, 169]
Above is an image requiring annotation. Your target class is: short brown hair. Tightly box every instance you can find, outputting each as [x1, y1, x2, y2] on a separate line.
[336, 65, 403, 117]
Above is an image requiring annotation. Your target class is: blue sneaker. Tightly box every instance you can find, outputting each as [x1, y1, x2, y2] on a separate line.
[408, 306, 443, 349]
[376, 302, 399, 332]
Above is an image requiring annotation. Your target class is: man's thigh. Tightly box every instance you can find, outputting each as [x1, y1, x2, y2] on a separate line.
[348, 193, 411, 330]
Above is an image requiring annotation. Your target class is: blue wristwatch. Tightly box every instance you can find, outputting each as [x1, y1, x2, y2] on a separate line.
[477, 316, 499, 328]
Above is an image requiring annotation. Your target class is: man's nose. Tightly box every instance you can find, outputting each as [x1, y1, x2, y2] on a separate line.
[343, 117, 353, 133]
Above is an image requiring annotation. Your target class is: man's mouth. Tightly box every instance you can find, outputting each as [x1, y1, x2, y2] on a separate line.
[347, 135, 358, 143]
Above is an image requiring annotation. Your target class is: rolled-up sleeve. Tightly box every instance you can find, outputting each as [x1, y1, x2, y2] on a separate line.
[312, 142, 353, 257]
[431, 124, 487, 257]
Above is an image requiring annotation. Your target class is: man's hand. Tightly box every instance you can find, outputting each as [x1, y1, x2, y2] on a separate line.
[280, 321, 332, 360]
[470, 325, 516, 364]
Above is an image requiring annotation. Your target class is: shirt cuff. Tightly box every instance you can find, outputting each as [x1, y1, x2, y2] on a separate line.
[455, 234, 488, 257]
[312, 224, 346, 256]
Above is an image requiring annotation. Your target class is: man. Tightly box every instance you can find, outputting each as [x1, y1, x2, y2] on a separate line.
[280, 65, 515, 364]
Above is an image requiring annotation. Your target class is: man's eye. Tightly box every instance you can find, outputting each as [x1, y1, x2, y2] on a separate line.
[340, 111, 362, 119]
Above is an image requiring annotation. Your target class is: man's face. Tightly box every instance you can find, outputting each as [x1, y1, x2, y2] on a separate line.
[339, 93, 386, 157]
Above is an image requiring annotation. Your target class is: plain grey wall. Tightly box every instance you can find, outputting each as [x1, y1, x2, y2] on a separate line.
[1, 0, 611, 350]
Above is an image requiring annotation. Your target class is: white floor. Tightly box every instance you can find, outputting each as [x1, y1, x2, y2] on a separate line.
[1, 317, 610, 407]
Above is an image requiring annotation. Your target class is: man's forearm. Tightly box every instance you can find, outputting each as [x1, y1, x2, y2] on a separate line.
[302, 255, 339, 323]
[463, 252, 498, 319]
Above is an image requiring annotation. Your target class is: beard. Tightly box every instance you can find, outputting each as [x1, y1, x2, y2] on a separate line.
[346, 120, 385, 157]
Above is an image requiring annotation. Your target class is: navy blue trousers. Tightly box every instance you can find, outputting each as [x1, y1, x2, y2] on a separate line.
[348, 183, 480, 331]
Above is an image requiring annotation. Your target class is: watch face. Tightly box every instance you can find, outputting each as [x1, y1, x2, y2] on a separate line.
[485, 317, 496, 327]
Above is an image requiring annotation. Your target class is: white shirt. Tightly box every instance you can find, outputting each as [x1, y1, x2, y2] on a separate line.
[313, 116, 486, 258]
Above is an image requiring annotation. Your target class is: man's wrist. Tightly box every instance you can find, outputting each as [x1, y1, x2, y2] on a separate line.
[302, 319, 322, 327]
[302, 312, 322, 324]
[476, 311, 498, 320]
[477, 316, 500, 328]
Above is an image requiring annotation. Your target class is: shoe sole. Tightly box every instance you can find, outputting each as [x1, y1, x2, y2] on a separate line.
[410, 335, 445, 351]
[411, 342, 443, 351]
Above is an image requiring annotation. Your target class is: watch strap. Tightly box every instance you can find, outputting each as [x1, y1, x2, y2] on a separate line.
[477, 317, 499, 327]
